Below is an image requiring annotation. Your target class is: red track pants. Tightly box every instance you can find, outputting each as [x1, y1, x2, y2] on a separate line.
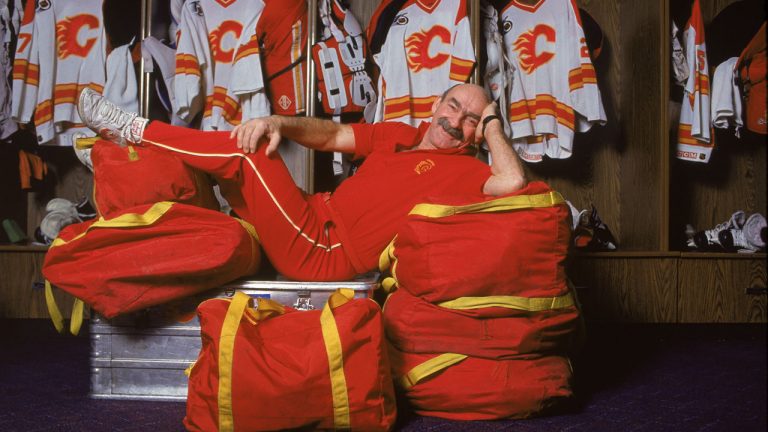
[141, 121, 358, 281]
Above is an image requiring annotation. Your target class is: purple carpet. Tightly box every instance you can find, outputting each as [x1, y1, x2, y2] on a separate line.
[0, 319, 765, 432]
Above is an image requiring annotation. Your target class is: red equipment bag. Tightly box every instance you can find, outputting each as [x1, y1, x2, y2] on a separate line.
[388, 346, 573, 420]
[42, 201, 261, 319]
[383, 288, 580, 360]
[90, 139, 219, 218]
[184, 289, 397, 432]
[378, 181, 571, 303]
[377, 181, 580, 419]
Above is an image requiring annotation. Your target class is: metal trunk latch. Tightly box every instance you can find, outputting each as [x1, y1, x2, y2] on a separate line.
[293, 291, 315, 310]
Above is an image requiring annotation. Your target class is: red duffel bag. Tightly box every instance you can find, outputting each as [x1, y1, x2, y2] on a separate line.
[389, 346, 573, 420]
[383, 288, 580, 360]
[42, 201, 261, 320]
[379, 181, 571, 303]
[90, 139, 219, 218]
[184, 289, 397, 432]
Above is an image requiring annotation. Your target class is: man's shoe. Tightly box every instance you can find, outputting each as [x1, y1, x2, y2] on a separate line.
[77, 87, 147, 146]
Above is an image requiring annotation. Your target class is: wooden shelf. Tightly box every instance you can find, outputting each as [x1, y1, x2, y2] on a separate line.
[0, 245, 49, 252]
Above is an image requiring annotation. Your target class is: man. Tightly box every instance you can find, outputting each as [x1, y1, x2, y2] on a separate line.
[78, 84, 526, 281]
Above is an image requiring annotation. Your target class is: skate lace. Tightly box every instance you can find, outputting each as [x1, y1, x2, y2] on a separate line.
[100, 101, 135, 139]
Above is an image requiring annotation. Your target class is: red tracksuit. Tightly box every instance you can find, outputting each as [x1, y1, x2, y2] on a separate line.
[141, 121, 490, 281]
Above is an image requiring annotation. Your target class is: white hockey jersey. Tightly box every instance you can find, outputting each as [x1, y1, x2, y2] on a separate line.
[499, 0, 606, 162]
[174, 0, 267, 131]
[371, 0, 475, 125]
[676, 0, 712, 163]
[0, 0, 19, 139]
[11, 0, 107, 145]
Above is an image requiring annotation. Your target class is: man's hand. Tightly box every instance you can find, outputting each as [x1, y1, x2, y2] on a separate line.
[475, 102, 500, 144]
[230, 117, 282, 155]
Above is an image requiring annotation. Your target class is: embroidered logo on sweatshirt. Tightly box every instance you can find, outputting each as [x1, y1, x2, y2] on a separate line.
[414, 159, 435, 174]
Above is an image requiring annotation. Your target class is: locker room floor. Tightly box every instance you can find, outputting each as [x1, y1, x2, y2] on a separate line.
[0, 319, 765, 432]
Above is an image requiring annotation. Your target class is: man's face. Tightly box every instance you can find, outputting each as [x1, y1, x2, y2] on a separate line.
[424, 85, 487, 150]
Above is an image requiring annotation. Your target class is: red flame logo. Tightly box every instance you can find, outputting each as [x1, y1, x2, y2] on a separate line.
[56, 15, 99, 59]
[209, 20, 243, 64]
[405, 26, 451, 73]
[513, 24, 556, 74]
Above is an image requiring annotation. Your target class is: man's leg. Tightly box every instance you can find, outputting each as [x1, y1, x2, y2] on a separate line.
[79, 89, 357, 281]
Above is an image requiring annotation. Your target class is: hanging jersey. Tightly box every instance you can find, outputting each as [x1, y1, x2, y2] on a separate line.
[676, 0, 712, 163]
[370, 0, 475, 126]
[169, 0, 186, 47]
[0, 0, 18, 139]
[174, 0, 265, 131]
[499, 0, 606, 162]
[11, 0, 107, 145]
[253, 0, 307, 116]
[229, 7, 269, 121]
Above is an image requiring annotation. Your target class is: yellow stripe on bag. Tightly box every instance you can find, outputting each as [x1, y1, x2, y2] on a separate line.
[218, 291, 252, 432]
[49, 201, 175, 248]
[321, 289, 354, 429]
[398, 353, 468, 390]
[409, 191, 565, 218]
[438, 292, 575, 311]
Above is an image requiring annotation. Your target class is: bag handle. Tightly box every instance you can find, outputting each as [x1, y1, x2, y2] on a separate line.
[320, 288, 354, 429]
[217, 289, 355, 431]
[409, 191, 565, 218]
[398, 353, 468, 390]
[217, 291, 251, 432]
[217, 292, 286, 431]
[44, 281, 85, 335]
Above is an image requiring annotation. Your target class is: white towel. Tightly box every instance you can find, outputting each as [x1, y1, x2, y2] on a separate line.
[711, 57, 743, 137]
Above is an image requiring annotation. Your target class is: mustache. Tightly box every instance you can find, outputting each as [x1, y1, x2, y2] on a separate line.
[437, 117, 464, 140]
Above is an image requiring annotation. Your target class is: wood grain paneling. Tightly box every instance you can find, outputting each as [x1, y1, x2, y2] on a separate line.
[0, 250, 86, 319]
[678, 257, 767, 323]
[569, 256, 678, 322]
[617, 0, 666, 251]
